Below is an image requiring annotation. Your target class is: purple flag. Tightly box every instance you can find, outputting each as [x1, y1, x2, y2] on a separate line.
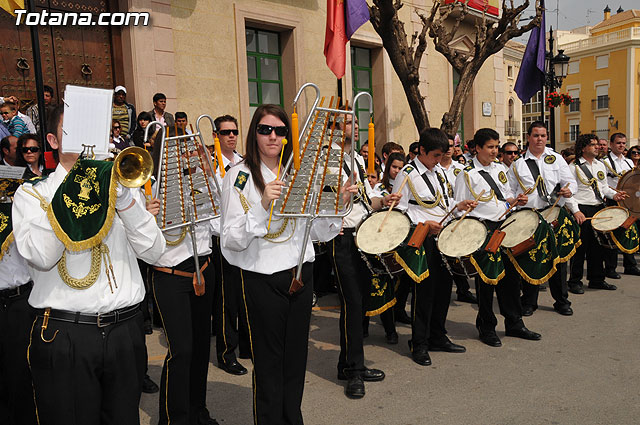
[345, 0, 370, 39]
[514, 0, 546, 103]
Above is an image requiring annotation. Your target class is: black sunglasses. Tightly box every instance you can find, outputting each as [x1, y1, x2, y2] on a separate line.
[504, 151, 518, 155]
[22, 146, 40, 153]
[256, 124, 288, 137]
[631, 151, 640, 155]
[218, 129, 239, 136]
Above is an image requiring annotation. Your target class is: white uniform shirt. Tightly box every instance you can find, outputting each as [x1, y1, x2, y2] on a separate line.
[210, 151, 242, 236]
[0, 242, 31, 290]
[565, 157, 617, 213]
[340, 149, 372, 229]
[13, 164, 166, 313]
[220, 162, 341, 274]
[395, 159, 449, 224]
[454, 157, 513, 222]
[439, 160, 464, 189]
[602, 153, 634, 188]
[509, 148, 577, 210]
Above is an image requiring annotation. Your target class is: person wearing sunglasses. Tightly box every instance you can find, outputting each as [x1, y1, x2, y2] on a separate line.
[110, 120, 129, 151]
[16, 133, 45, 178]
[210, 114, 250, 378]
[627, 146, 640, 167]
[500, 141, 519, 169]
[220, 104, 357, 424]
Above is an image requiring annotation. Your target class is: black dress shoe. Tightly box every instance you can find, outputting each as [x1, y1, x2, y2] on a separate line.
[345, 375, 365, 399]
[456, 290, 478, 304]
[478, 330, 502, 347]
[522, 305, 535, 317]
[505, 327, 541, 340]
[411, 348, 432, 366]
[588, 281, 617, 290]
[568, 284, 584, 294]
[361, 368, 385, 382]
[142, 374, 159, 393]
[218, 360, 248, 376]
[554, 305, 573, 316]
[395, 310, 412, 324]
[197, 408, 219, 425]
[429, 338, 466, 353]
[624, 267, 640, 276]
[605, 270, 621, 279]
[385, 332, 399, 345]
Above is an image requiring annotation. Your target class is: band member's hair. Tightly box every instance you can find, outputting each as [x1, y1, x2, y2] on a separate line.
[446, 134, 455, 142]
[244, 104, 291, 194]
[214, 114, 238, 131]
[47, 104, 64, 136]
[473, 128, 500, 148]
[175, 111, 187, 121]
[610, 132, 626, 144]
[382, 152, 406, 190]
[527, 120, 548, 135]
[575, 133, 597, 158]
[381, 142, 404, 158]
[500, 141, 518, 152]
[418, 128, 448, 154]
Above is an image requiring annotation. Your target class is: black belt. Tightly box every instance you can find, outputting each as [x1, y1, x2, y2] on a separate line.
[36, 304, 140, 328]
[0, 281, 33, 299]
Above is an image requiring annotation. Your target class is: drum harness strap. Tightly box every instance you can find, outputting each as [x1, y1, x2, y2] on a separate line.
[605, 153, 632, 178]
[576, 161, 604, 204]
[343, 158, 371, 206]
[525, 159, 551, 204]
[477, 170, 506, 202]
[407, 161, 446, 209]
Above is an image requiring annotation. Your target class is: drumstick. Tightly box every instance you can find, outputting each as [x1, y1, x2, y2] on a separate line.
[267, 138, 288, 231]
[497, 186, 534, 220]
[451, 190, 486, 233]
[544, 183, 571, 220]
[377, 175, 410, 232]
[585, 216, 613, 220]
[438, 205, 458, 225]
[609, 186, 629, 198]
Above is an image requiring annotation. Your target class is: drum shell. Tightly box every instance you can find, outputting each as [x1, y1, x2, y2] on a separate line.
[437, 217, 488, 279]
[500, 209, 542, 256]
[592, 206, 630, 250]
[355, 209, 412, 255]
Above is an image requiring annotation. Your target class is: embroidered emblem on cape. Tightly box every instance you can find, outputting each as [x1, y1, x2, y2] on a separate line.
[234, 171, 249, 190]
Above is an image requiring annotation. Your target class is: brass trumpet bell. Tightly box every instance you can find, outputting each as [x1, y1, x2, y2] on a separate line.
[114, 146, 154, 188]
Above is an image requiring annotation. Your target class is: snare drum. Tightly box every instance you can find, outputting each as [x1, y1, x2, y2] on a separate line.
[592, 206, 635, 250]
[501, 209, 540, 257]
[437, 217, 488, 279]
[541, 206, 561, 229]
[355, 209, 412, 254]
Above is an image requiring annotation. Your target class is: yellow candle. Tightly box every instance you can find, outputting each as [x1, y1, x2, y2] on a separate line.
[367, 119, 375, 175]
[292, 108, 300, 170]
[214, 135, 225, 178]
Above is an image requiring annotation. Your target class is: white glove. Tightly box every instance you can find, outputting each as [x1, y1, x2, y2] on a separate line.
[115, 183, 135, 211]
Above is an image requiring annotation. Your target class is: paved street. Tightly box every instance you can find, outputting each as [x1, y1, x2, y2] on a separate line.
[140, 272, 640, 425]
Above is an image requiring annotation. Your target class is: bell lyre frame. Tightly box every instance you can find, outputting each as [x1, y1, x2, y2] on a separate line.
[273, 82, 373, 283]
[144, 115, 222, 290]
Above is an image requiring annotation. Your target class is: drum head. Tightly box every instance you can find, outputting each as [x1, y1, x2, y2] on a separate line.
[502, 210, 539, 248]
[617, 168, 640, 218]
[438, 218, 487, 257]
[542, 206, 561, 224]
[592, 206, 628, 232]
[355, 210, 411, 254]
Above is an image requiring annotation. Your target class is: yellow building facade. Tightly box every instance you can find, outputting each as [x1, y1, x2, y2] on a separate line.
[557, 8, 640, 149]
[117, 0, 513, 153]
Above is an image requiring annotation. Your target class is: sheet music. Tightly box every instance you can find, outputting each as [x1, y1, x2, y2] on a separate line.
[0, 165, 27, 179]
[62, 85, 113, 155]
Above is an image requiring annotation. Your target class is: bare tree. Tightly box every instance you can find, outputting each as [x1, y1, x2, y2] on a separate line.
[369, 0, 543, 135]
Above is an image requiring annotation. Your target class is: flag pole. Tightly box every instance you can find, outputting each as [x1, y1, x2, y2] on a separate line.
[27, 0, 47, 149]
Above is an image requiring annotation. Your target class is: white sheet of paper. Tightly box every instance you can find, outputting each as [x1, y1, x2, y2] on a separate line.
[62, 85, 113, 155]
[0, 165, 27, 179]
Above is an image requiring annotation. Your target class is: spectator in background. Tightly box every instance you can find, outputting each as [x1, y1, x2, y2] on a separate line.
[15, 133, 44, 177]
[13, 99, 36, 134]
[598, 138, 608, 159]
[147, 92, 174, 136]
[111, 120, 129, 151]
[627, 146, 640, 168]
[175, 111, 192, 135]
[561, 146, 575, 164]
[407, 142, 419, 162]
[380, 142, 403, 171]
[1, 102, 28, 137]
[26, 85, 55, 134]
[500, 142, 519, 169]
[367, 164, 381, 188]
[130, 111, 152, 149]
[112, 85, 137, 140]
[359, 143, 369, 163]
[0, 135, 18, 166]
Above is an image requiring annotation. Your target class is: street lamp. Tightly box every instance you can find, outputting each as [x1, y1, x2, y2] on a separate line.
[540, 27, 570, 149]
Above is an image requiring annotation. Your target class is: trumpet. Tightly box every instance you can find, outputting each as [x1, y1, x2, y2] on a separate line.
[113, 146, 154, 188]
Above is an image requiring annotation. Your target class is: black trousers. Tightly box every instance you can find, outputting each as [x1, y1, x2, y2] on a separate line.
[330, 233, 370, 374]
[410, 237, 452, 350]
[241, 263, 313, 425]
[452, 274, 471, 294]
[522, 262, 571, 309]
[152, 257, 215, 425]
[569, 204, 606, 285]
[362, 308, 395, 336]
[0, 284, 36, 425]
[211, 237, 250, 366]
[604, 248, 638, 272]
[394, 276, 411, 314]
[28, 310, 145, 425]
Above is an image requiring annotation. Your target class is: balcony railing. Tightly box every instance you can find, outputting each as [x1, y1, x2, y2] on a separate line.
[564, 131, 580, 144]
[560, 27, 640, 54]
[592, 96, 609, 111]
[565, 98, 580, 113]
[592, 129, 610, 141]
[504, 120, 520, 136]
